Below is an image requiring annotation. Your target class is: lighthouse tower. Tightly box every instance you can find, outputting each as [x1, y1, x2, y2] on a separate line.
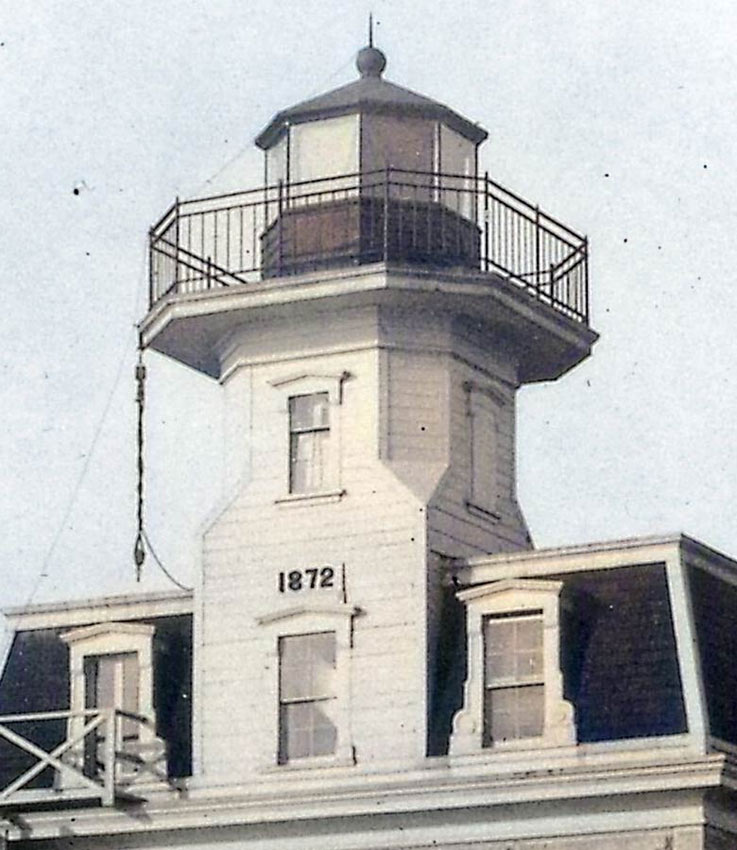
[141, 43, 595, 779]
[5, 35, 737, 850]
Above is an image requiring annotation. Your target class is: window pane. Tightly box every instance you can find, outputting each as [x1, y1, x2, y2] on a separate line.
[484, 687, 516, 744]
[516, 685, 545, 738]
[279, 701, 337, 762]
[280, 703, 312, 760]
[291, 115, 358, 184]
[122, 654, 140, 714]
[290, 430, 328, 493]
[516, 649, 543, 679]
[92, 657, 116, 709]
[279, 633, 336, 701]
[484, 685, 544, 745]
[485, 651, 515, 682]
[485, 619, 514, 652]
[485, 615, 543, 685]
[516, 618, 543, 650]
[311, 702, 338, 756]
[85, 652, 139, 711]
[290, 393, 329, 431]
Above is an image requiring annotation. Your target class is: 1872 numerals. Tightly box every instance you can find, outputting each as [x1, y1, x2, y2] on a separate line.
[278, 566, 335, 593]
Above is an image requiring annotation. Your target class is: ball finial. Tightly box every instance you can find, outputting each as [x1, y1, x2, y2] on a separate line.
[357, 13, 386, 78]
[357, 45, 386, 78]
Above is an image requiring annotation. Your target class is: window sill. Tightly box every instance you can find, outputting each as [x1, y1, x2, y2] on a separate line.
[465, 500, 501, 522]
[275, 489, 346, 508]
[262, 752, 356, 773]
[448, 739, 578, 768]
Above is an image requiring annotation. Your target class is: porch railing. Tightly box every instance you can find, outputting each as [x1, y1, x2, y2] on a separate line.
[149, 168, 589, 323]
[0, 708, 166, 809]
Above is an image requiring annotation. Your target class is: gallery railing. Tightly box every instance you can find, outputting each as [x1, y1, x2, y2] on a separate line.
[0, 708, 166, 808]
[149, 168, 589, 323]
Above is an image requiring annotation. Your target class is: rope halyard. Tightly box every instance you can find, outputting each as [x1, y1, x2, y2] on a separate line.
[134, 340, 147, 581]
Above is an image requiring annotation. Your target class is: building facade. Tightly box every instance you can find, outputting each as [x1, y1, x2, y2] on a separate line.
[1, 43, 736, 850]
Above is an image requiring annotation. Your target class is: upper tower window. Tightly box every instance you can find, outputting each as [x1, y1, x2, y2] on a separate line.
[466, 383, 503, 519]
[271, 372, 347, 503]
[289, 393, 331, 494]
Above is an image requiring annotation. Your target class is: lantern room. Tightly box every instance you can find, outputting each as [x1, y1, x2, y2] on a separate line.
[255, 44, 488, 276]
[145, 40, 591, 380]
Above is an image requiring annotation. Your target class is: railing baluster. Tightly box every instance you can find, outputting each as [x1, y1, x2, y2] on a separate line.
[383, 168, 390, 263]
[252, 207, 258, 275]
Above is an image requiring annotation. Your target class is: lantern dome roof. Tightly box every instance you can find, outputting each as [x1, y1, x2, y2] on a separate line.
[255, 45, 488, 150]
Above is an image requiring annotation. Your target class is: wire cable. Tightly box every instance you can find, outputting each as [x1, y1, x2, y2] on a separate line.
[20, 243, 150, 610]
[141, 528, 192, 592]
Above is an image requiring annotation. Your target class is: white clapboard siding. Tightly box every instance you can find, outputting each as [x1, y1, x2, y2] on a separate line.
[195, 295, 536, 783]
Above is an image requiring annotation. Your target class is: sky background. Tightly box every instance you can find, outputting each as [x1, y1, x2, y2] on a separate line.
[1, 0, 736, 634]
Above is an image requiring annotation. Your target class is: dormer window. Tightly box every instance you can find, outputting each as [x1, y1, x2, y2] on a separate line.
[60, 622, 166, 784]
[450, 579, 575, 756]
[289, 393, 330, 494]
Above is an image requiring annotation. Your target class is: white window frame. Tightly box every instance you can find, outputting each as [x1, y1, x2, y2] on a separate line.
[270, 372, 349, 504]
[257, 603, 357, 769]
[450, 578, 575, 756]
[464, 381, 504, 521]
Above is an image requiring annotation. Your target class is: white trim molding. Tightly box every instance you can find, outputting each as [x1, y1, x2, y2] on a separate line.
[61, 622, 157, 728]
[269, 371, 351, 499]
[269, 371, 351, 405]
[59, 621, 167, 788]
[450, 578, 575, 756]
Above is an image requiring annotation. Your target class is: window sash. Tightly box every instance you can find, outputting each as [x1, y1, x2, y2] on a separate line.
[483, 613, 544, 743]
[288, 393, 330, 494]
[483, 682, 545, 744]
[278, 632, 338, 763]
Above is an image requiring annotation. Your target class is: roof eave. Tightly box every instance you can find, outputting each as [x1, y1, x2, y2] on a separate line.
[256, 102, 488, 151]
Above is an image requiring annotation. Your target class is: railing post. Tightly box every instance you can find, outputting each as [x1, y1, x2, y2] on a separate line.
[483, 172, 490, 272]
[102, 709, 116, 806]
[583, 236, 589, 321]
[535, 206, 542, 295]
[173, 196, 180, 294]
[277, 179, 284, 277]
[382, 166, 390, 263]
[148, 229, 155, 307]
